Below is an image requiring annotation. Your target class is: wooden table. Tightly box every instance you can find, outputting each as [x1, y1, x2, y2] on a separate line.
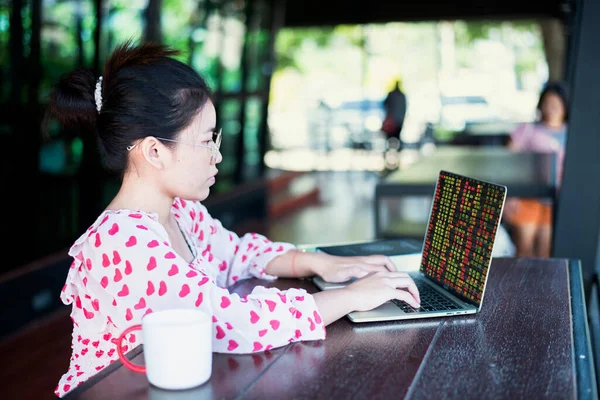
[64, 258, 596, 400]
[374, 146, 557, 239]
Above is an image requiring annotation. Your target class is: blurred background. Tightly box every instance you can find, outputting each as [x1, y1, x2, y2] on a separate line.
[0, 0, 567, 271]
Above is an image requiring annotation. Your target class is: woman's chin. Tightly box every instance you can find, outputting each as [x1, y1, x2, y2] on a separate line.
[180, 188, 210, 202]
[198, 187, 211, 201]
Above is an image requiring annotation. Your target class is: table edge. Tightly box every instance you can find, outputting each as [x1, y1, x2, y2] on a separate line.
[569, 259, 598, 399]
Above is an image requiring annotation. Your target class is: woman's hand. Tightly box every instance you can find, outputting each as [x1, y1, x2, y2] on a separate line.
[265, 251, 399, 281]
[312, 270, 420, 325]
[343, 271, 420, 311]
[314, 254, 397, 283]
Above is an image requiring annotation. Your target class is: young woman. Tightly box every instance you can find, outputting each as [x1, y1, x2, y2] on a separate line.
[505, 81, 569, 257]
[47, 41, 420, 397]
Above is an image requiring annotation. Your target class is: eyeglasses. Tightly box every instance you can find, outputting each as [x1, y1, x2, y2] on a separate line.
[126, 129, 222, 164]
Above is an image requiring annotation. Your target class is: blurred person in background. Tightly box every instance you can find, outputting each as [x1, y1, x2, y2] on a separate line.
[504, 81, 569, 257]
[382, 79, 407, 149]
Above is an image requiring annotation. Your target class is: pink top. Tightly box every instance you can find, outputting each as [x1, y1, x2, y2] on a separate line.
[54, 197, 325, 397]
[509, 122, 567, 184]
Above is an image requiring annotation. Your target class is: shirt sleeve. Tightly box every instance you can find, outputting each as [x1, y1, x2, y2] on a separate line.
[181, 199, 296, 287]
[83, 213, 325, 354]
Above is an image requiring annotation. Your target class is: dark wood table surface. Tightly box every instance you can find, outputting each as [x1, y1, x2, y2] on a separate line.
[64, 258, 596, 400]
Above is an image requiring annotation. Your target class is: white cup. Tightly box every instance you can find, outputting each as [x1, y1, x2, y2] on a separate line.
[117, 309, 212, 390]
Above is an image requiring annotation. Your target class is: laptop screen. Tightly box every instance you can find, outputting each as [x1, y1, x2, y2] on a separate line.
[419, 170, 507, 307]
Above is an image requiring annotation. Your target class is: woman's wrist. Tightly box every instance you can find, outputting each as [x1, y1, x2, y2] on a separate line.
[313, 288, 359, 324]
[264, 250, 346, 279]
[293, 250, 324, 278]
[306, 252, 338, 278]
[290, 251, 300, 277]
[265, 250, 320, 278]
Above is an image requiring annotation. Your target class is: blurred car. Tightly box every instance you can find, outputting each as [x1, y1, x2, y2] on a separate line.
[333, 98, 385, 129]
[438, 94, 501, 132]
[310, 98, 385, 149]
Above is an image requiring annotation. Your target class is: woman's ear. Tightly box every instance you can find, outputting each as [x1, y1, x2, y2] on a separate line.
[139, 137, 168, 170]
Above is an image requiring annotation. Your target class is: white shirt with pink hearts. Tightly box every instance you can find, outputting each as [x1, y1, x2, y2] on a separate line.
[54, 197, 325, 397]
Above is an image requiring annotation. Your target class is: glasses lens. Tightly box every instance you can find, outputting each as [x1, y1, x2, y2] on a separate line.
[211, 129, 221, 164]
[214, 130, 222, 149]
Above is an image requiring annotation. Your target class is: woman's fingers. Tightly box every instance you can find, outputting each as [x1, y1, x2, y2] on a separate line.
[381, 256, 397, 272]
[340, 264, 387, 280]
[350, 266, 370, 279]
[384, 275, 420, 304]
[359, 264, 389, 274]
[377, 271, 412, 279]
[339, 267, 420, 305]
[392, 289, 421, 308]
[360, 255, 397, 272]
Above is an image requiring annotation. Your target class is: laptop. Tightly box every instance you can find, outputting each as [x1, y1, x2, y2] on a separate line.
[313, 170, 507, 323]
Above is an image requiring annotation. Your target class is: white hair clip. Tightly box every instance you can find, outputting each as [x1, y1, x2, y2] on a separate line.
[94, 76, 103, 113]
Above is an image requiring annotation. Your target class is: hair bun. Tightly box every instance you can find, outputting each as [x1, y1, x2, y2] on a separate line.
[46, 67, 98, 135]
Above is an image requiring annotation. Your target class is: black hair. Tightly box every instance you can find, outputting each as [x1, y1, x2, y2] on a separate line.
[44, 39, 213, 172]
[537, 80, 569, 122]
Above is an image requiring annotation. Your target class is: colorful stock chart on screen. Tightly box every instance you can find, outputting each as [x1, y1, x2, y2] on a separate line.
[420, 171, 506, 306]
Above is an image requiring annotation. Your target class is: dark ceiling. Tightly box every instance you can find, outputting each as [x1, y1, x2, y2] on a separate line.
[283, 0, 570, 27]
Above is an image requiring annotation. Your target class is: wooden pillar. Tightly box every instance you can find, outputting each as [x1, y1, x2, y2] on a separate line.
[257, 0, 286, 177]
[234, 0, 255, 184]
[144, 0, 163, 43]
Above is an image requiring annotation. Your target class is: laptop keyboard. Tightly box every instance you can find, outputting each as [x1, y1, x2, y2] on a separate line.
[391, 279, 462, 313]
